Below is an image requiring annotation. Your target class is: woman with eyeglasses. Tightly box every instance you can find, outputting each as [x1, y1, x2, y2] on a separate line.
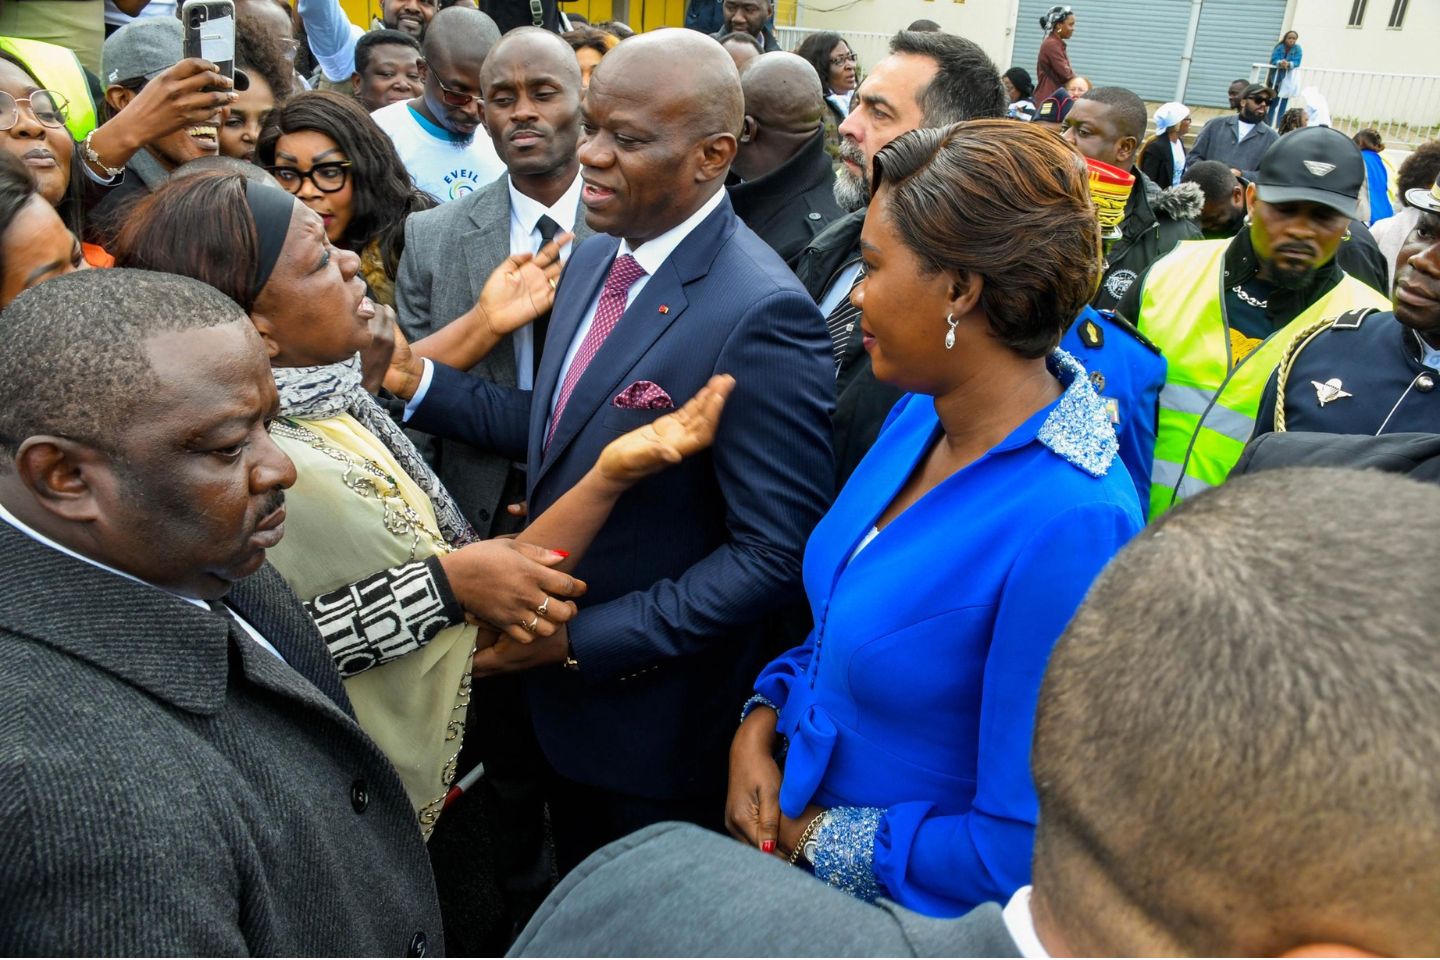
[794, 31, 858, 161]
[0, 41, 229, 255]
[258, 90, 431, 308]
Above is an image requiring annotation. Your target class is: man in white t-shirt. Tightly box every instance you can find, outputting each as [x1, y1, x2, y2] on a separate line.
[370, 6, 505, 202]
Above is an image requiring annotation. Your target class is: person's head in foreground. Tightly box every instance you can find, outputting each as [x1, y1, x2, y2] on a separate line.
[1028, 466, 1440, 957]
[0, 268, 294, 602]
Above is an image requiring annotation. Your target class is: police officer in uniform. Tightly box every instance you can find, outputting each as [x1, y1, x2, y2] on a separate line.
[1255, 171, 1440, 437]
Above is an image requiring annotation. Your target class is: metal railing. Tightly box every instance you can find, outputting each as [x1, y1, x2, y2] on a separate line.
[1248, 63, 1440, 149]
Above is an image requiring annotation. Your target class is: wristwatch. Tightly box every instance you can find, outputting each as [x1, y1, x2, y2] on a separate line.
[800, 836, 819, 866]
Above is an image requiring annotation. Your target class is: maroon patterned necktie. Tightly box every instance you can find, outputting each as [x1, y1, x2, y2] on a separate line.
[545, 253, 647, 451]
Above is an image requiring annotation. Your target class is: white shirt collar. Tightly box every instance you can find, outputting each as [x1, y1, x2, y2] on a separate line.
[617, 187, 726, 277]
[507, 170, 583, 237]
[0, 498, 208, 611]
[1002, 886, 1052, 959]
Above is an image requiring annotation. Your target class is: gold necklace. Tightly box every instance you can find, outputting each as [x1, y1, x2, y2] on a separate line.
[271, 417, 449, 561]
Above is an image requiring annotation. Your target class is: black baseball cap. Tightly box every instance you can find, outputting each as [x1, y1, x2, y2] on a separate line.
[1256, 125, 1364, 219]
[1240, 82, 1274, 102]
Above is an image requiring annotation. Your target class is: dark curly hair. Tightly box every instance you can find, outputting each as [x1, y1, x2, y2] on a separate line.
[237, 9, 296, 103]
[872, 120, 1100, 358]
[257, 90, 433, 278]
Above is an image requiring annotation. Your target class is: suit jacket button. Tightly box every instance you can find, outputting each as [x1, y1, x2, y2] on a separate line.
[807, 212, 822, 221]
[478, 509, 491, 522]
[1418, 374, 1436, 393]
[409, 932, 428, 957]
[350, 779, 369, 813]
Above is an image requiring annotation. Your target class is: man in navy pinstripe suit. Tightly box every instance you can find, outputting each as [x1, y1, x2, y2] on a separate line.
[394, 28, 835, 871]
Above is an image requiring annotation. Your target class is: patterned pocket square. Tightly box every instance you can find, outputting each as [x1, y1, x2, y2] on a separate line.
[613, 380, 674, 410]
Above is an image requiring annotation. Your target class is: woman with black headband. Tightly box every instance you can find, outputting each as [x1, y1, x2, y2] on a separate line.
[110, 172, 734, 832]
[1033, 4, 1076, 106]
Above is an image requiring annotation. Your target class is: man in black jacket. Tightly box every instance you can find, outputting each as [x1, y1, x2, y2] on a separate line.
[727, 52, 844, 268]
[794, 29, 1006, 486]
[1062, 87, 1203, 311]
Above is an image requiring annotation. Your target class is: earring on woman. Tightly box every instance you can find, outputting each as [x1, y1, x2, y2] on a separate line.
[944, 313, 959, 350]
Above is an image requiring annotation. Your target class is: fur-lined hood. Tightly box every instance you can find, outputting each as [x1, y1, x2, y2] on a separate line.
[1145, 178, 1205, 223]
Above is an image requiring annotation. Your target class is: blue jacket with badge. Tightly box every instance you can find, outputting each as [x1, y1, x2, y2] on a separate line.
[1254, 309, 1434, 439]
[1060, 306, 1166, 513]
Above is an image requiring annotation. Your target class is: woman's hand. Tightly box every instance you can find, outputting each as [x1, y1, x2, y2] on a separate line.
[382, 319, 424, 399]
[726, 706, 783, 852]
[438, 539, 585, 644]
[777, 804, 828, 861]
[596, 374, 735, 487]
[472, 232, 572, 339]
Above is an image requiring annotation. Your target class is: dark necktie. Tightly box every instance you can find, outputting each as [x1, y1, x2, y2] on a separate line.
[209, 599, 353, 715]
[824, 265, 865, 374]
[533, 214, 562, 381]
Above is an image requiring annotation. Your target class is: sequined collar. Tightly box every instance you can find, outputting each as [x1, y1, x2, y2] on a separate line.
[1036, 348, 1119, 478]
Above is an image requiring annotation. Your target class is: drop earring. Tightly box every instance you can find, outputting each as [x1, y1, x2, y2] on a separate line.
[944, 313, 959, 350]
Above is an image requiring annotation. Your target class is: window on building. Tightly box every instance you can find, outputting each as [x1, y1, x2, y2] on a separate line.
[1347, 0, 1367, 26]
[1387, 0, 1409, 28]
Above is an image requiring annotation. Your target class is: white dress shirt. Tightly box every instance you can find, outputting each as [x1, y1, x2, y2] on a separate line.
[0, 500, 285, 662]
[507, 172, 582, 390]
[546, 187, 727, 425]
[1002, 885, 1052, 959]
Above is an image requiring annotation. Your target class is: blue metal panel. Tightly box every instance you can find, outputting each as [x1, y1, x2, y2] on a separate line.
[1009, 0, 1284, 107]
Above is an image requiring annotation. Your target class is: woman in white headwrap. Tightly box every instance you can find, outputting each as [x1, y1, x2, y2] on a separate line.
[1139, 101, 1191, 189]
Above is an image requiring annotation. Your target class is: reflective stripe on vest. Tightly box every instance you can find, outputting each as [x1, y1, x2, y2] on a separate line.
[0, 36, 98, 142]
[1138, 239, 1390, 518]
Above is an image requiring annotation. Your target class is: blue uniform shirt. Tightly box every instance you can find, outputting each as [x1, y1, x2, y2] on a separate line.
[1255, 309, 1438, 438]
[1059, 305, 1166, 513]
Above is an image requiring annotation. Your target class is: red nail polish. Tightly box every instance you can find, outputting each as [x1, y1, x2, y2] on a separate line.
[761, 839, 775, 853]
[553, 550, 570, 558]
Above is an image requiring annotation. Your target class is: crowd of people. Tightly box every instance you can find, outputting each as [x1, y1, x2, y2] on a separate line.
[1, 1, 1439, 957]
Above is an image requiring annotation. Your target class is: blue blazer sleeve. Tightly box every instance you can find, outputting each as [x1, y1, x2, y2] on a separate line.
[753, 635, 817, 714]
[406, 360, 533, 464]
[567, 288, 836, 679]
[858, 500, 1140, 916]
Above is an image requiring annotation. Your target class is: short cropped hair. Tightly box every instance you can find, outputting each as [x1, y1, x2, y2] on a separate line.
[0, 270, 249, 462]
[1032, 468, 1440, 955]
[562, 25, 618, 59]
[1398, 140, 1440, 205]
[716, 30, 763, 54]
[353, 28, 420, 77]
[1080, 86, 1147, 143]
[1182, 159, 1240, 203]
[888, 29, 1006, 126]
[872, 120, 1100, 358]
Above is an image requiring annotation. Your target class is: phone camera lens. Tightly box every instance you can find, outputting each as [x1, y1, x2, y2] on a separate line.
[190, 11, 204, 26]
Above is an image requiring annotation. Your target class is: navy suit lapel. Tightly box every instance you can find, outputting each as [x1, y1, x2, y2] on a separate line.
[536, 262, 691, 482]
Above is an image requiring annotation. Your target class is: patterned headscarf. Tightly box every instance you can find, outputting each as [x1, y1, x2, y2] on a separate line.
[1040, 4, 1072, 33]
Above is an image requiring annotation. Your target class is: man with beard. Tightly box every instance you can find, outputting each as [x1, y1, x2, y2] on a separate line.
[1183, 158, 1390, 294]
[370, 6, 505, 202]
[793, 29, 1006, 485]
[1186, 82, 1278, 184]
[395, 29, 592, 948]
[1253, 171, 1440, 437]
[1117, 126, 1390, 518]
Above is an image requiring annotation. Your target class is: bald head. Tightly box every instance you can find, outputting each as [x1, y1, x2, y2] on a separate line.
[481, 26, 581, 88]
[421, 6, 500, 62]
[742, 52, 824, 133]
[593, 28, 743, 138]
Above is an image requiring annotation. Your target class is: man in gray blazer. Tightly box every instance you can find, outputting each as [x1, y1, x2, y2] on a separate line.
[396, 27, 593, 539]
[395, 27, 593, 953]
[512, 468, 1440, 958]
[0, 271, 441, 956]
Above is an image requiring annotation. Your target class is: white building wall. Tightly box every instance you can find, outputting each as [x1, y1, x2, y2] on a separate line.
[791, 0, 1022, 69]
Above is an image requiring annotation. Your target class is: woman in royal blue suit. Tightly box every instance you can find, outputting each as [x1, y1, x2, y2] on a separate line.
[725, 120, 1144, 918]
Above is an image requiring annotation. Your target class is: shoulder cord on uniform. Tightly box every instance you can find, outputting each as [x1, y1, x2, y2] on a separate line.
[1272, 318, 1337, 434]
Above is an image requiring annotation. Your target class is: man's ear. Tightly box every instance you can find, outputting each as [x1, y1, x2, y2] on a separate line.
[1244, 180, 1257, 213]
[350, 71, 362, 98]
[246, 311, 285, 363]
[416, 58, 429, 85]
[739, 115, 758, 144]
[1116, 135, 1139, 165]
[104, 84, 136, 115]
[696, 132, 739, 183]
[13, 437, 111, 524]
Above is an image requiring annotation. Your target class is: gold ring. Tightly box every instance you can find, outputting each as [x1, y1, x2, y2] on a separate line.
[536, 597, 551, 618]
[521, 615, 540, 633]
[548, 278, 557, 290]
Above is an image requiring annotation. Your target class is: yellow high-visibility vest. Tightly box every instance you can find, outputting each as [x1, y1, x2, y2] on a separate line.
[1137, 238, 1390, 517]
[0, 35, 98, 142]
